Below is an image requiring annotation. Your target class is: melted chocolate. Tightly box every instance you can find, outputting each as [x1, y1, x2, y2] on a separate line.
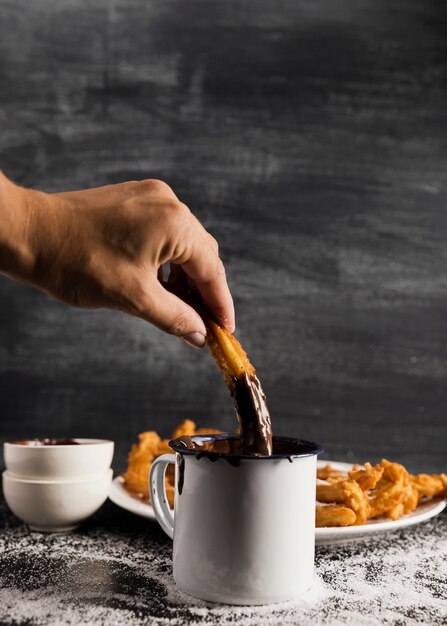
[233, 372, 272, 456]
[173, 436, 314, 464]
[8, 438, 80, 446]
[177, 436, 199, 449]
[176, 454, 185, 495]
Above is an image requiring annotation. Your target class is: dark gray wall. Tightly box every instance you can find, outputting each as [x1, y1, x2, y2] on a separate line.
[1, 0, 446, 472]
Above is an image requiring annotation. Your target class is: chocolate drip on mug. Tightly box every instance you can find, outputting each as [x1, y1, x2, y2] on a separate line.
[176, 454, 185, 495]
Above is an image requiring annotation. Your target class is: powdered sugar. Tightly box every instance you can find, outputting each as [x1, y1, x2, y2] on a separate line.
[0, 499, 445, 625]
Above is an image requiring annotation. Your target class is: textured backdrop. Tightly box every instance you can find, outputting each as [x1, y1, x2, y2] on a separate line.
[0, 0, 446, 471]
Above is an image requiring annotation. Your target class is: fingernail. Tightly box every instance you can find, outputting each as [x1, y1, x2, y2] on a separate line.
[181, 332, 206, 349]
[218, 315, 235, 334]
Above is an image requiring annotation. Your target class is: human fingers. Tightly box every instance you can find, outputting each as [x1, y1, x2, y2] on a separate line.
[137, 277, 207, 348]
[179, 224, 235, 332]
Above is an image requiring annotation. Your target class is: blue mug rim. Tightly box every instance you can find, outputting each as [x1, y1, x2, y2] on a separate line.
[169, 434, 324, 460]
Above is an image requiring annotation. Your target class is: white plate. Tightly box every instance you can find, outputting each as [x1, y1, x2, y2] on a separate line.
[109, 460, 446, 545]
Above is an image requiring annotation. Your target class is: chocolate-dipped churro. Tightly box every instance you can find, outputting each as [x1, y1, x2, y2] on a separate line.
[205, 316, 272, 456]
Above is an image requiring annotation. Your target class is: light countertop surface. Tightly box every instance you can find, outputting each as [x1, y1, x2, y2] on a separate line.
[0, 491, 445, 625]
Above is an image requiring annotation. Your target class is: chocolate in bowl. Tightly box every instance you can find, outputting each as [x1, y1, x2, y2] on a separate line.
[8, 438, 81, 446]
[3, 438, 114, 480]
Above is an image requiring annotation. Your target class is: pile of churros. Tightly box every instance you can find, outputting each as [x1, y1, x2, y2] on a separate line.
[123, 421, 447, 526]
[316, 460, 446, 527]
[123, 420, 223, 508]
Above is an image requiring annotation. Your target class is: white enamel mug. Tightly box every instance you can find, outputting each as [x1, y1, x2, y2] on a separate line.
[150, 434, 323, 605]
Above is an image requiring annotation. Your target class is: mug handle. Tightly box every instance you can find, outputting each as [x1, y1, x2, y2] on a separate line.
[149, 453, 175, 539]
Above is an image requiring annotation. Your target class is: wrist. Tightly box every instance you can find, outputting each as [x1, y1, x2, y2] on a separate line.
[0, 172, 35, 280]
[0, 172, 60, 287]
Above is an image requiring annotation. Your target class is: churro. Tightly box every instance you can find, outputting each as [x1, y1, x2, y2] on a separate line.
[205, 317, 272, 456]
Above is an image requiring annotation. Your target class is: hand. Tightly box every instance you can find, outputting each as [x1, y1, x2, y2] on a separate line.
[0, 174, 235, 347]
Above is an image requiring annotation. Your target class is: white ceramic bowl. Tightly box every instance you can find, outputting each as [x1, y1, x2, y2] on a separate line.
[3, 439, 114, 480]
[2, 468, 113, 532]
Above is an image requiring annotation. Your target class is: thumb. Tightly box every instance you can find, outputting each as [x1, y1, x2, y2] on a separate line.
[138, 279, 207, 348]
